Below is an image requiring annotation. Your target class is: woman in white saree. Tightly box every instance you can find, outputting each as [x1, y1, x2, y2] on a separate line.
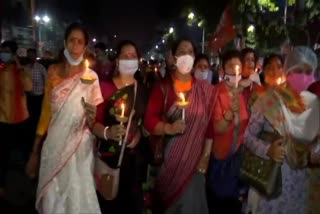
[26, 23, 103, 214]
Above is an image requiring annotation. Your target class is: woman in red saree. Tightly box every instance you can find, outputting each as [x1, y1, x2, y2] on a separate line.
[26, 23, 103, 214]
[144, 38, 216, 214]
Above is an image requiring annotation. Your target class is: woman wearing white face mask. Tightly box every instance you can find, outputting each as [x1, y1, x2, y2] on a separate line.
[88, 40, 148, 214]
[26, 23, 103, 214]
[144, 38, 216, 214]
[193, 54, 221, 85]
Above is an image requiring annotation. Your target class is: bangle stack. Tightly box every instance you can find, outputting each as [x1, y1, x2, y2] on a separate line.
[103, 126, 110, 140]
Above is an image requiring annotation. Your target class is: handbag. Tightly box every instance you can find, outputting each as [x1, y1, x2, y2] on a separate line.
[149, 82, 169, 166]
[95, 82, 137, 201]
[240, 130, 282, 198]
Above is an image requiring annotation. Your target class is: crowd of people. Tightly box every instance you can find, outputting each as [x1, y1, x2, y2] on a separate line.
[0, 22, 319, 214]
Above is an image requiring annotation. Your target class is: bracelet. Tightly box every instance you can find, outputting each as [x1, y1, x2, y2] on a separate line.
[103, 126, 110, 140]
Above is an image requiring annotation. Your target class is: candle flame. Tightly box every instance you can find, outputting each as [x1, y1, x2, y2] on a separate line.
[235, 65, 240, 76]
[85, 59, 90, 68]
[121, 103, 125, 117]
[277, 77, 282, 85]
[179, 92, 185, 103]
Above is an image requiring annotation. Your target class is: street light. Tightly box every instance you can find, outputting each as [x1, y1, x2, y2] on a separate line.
[162, 39, 165, 44]
[155, 45, 159, 49]
[34, 15, 40, 22]
[169, 27, 174, 34]
[43, 15, 50, 23]
[247, 25, 255, 33]
[34, 14, 51, 56]
[92, 38, 97, 42]
[188, 12, 195, 20]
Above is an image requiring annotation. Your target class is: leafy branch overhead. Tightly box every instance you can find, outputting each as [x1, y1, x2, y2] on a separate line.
[232, 0, 320, 51]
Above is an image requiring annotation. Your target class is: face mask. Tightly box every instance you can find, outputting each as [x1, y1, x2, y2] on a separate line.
[287, 72, 315, 93]
[224, 73, 242, 87]
[64, 48, 84, 66]
[118, 60, 138, 76]
[0, 53, 12, 62]
[176, 55, 194, 74]
[194, 69, 209, 80]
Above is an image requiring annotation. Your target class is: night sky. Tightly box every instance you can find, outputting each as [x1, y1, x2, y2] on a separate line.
[35, 0, 226, 52]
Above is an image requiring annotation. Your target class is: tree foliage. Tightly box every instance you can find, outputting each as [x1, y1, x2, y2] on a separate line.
[232, 0, 320, 52]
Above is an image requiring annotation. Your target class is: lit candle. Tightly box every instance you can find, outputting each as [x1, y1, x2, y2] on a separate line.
[179, 92, 186, 120]
[235, 65, 240, 88]
[179, 92, 186, 104]
[121, 103, 125, 118]
[277, 77, 282, 85]
[84, 59, 90, 75]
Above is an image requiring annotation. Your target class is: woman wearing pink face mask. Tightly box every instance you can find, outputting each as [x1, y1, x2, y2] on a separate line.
[285, 46, 317, 93]
[287, 48, 320, 214]
[244, 53, 320, 214]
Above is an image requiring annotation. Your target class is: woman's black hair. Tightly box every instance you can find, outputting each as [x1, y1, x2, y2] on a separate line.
[262, 53, 284, 69]
[1, 40, 18, 54]
[241, 48, 259, 65]
[194, 54, 210, 67]
[64, 22, 89, 46]
[221, 50, 241, 70]
[116, 40, 140, 59]
[171, 37, 197, 56]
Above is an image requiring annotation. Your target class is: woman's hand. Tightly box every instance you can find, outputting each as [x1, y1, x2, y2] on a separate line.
[267, 139, 286, 163]
[25, 151, 41, 179]
[106, 125, 126, 142]
[230, 94, 240, 112]
[165, 120, 186, 135]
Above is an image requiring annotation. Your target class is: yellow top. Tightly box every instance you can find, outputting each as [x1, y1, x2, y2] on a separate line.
[36, 64, 64, 136]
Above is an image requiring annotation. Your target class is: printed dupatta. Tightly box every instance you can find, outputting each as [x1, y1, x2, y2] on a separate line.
[252, 88, 312, 169]
[98, 82, 147, 168]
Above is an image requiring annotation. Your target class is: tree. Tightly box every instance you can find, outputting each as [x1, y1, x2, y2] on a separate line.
[232, 0, 320, 53]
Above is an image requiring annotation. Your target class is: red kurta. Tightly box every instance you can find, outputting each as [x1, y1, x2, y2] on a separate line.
[212, 82, 249, 160]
